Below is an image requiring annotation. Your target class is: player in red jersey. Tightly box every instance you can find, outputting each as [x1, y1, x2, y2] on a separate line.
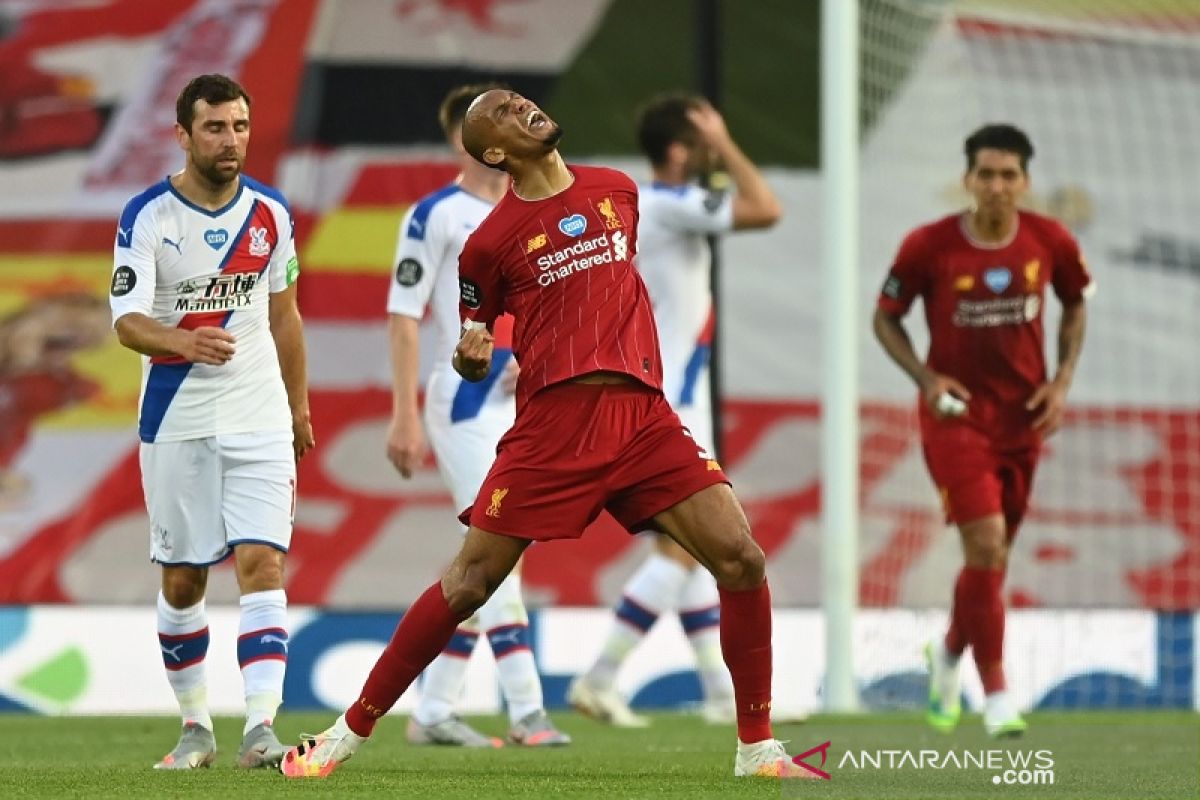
[281, 88, 811, 780]
[873, 124, 1092, 738]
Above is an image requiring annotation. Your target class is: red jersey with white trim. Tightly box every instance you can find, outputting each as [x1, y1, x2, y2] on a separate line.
[109, 175, 298, 443]
[877, 210, 1092, 442]
[458, 164, 661, 408]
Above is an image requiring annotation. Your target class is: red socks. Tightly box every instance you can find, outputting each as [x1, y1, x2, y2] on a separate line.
[945, 566, 1007, 693]
[345, 582, 467, 736]
[718, 581, 774, 744]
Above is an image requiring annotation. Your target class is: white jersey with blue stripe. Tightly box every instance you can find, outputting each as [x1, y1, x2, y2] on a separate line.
[109, 175, 297, 443]
[635, 181, 733, 449]
[386, 182, 514, 423]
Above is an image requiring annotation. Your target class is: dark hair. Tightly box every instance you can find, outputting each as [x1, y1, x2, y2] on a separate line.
[636, 92, 701, 166]
[439, 82, 506, 138]
[176, 74, 251, 134]
[964, 123, 1034, 172]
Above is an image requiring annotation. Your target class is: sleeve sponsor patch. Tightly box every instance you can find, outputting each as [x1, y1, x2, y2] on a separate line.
[395, 258, 423, 287]
[702, 189, 727, 213]
[459, 277, 482, 309]
[286, 256, 300, 286]
[111, 265, 136, 297]
[882, 274, 902, 299]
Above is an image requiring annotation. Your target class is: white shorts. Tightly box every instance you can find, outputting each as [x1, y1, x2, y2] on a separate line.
[425, 403, 514, 520]
[139, 430, 296, 566]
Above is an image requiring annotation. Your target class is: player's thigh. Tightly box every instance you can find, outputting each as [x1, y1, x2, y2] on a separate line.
[649, 483, 761, 585]
[606, 393, 728, 536]
[921, 425, 1004, 526]
[217, 430, 296, 552]
[140, 437, 227, 565]
[999, 448, 1040, 538]
[426, 409, 510, 515]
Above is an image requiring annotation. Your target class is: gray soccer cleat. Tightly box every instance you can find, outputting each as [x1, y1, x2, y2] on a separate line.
[406, 715, 503, 748]
[153, 722, 217, 770]
[238, 722, 288, 768]
[508, 709, 572, 746]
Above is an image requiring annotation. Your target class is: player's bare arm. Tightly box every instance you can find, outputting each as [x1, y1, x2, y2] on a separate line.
[268, 283, 315, 459]
[452, 323, 494, 382]
[686, 101, 780, 230]
[386, 313, 427, 478]
[1027, 299, 1086, 436]
[114, 312, 235, 365]
[872, 307, 971, 418]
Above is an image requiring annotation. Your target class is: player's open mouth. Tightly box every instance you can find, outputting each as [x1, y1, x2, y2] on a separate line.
[527, 110, 547, 130]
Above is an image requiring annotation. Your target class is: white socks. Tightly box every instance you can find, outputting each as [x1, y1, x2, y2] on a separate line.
[480, 572, 542, 724]
[157, 591, 213, 731]
[414, 619, 478, 726]
[585, 554, 690, 691]
[679, 567, 734, 702]
[238, 589, 288, 734]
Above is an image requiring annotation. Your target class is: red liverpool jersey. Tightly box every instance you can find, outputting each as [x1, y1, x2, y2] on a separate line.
[458, 164, 662, 407]
[878, 210, 1092, 442]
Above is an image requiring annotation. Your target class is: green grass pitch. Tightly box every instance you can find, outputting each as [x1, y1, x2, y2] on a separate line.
[0, 711, 1194, 799]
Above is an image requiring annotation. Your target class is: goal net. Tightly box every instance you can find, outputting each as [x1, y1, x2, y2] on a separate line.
[855, 0, 1200, 710]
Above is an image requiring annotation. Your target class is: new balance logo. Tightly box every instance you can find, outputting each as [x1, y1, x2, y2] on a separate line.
[161, 643, 185, 662]
[260, 634, 289, 651]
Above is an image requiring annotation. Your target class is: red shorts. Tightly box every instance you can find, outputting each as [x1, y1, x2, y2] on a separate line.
[920, 419, 1040, 533]
[460, 382, 729, 540]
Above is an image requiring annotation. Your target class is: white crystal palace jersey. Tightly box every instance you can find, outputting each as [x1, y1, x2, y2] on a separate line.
[386, 183, 515, 423]
[634, 181, 733, 451]
[110, 176, 297, 443]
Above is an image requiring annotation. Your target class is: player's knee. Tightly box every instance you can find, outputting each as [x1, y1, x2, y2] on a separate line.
[161, 571, 205, 607]
[442, 568, 492, 615]
[709, 536, 765, 590]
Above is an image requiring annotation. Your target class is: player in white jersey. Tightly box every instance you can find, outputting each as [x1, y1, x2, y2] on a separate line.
[110, 74, 313, 770]
[384, 84, 568, 748]
[569, 93, 782, 727]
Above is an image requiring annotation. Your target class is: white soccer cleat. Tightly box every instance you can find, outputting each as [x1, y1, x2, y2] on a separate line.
[279, 714, 365, 778]
[984, 691, 1028, 738]
[567, 676, 650, 728]
[734, 738, 822, 779]
[925, 639, 963, 732]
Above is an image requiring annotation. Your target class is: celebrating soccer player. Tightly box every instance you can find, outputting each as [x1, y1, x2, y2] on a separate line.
[384, 83, 568, 748]
[282, 88, 811, 780]
[111, 73, 313, 769]
[569, 92, 781, 727]
[873, 123, 1091, 737]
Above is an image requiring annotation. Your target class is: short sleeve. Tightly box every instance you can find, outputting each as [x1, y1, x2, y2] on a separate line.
[109, 202, 157, 324]
[458, 234, 504, 328]
[877, 226, 931, 316]
[386, 203, 443, 319]
[1048, 222, 1093, 304]
[268, 205, 299, 293]
[650, 184, 734, 235]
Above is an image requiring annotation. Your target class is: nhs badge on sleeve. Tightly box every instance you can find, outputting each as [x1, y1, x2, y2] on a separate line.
[984, 267, 1012, 294]
[558, 214, 587, 237]
[204, 229, 229, 250]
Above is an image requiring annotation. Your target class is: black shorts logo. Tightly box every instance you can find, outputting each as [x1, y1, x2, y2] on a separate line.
[395, 258, 423, 287]
[111, 265, 137, 297]
[459, 277, 482, 309]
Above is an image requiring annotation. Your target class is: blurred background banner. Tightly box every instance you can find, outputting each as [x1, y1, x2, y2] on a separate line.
[0, 0, 1196, 636]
